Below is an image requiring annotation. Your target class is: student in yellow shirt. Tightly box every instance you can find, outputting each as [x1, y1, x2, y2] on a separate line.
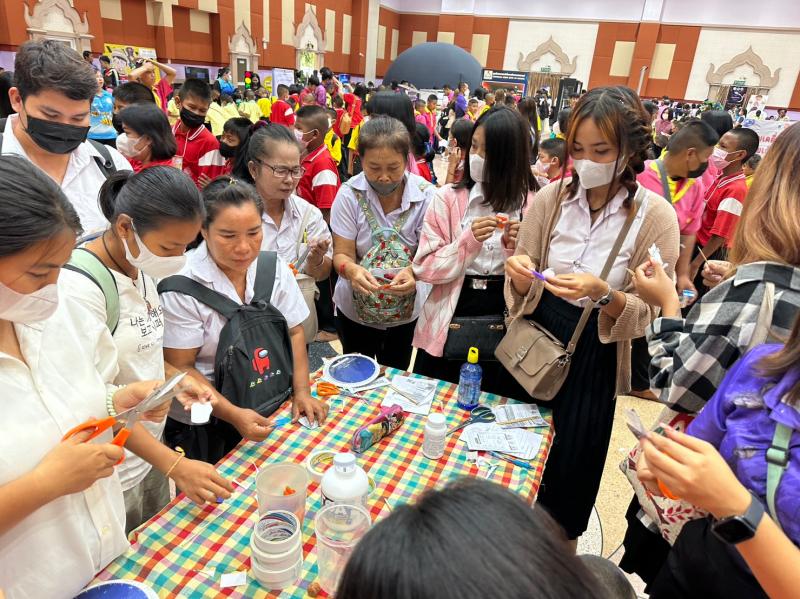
[206, 88, 228, 137]
[324, 107, 342, 165]
[166, 94, 180, 126]
[257, 88, 272, 119]
[221, 94, 240, 120]
[238, 89, 261, 123]
[480, 92, 495, 116]
[743, 153, 761, 189]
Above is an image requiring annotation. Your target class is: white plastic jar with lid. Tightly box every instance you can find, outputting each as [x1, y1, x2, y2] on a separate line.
[320, 452, 370, 508]
[423, 412, 447, 459]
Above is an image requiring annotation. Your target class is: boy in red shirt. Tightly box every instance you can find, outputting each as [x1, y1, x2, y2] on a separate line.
[295, 105, 340, 221]
[270, 84, 295, 127]
[691, 127, 759, 281]
[171, 78, 226, 187]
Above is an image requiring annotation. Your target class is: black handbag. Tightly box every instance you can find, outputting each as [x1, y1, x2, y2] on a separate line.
[442, 314, 506, 361]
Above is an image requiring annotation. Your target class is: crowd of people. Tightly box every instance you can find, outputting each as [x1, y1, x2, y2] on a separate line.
[1, 38, 799, 599]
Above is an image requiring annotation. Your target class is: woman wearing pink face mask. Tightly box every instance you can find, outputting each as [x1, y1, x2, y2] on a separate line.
[115, 103, 177, 172]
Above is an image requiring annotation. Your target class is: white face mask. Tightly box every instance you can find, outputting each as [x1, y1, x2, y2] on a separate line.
[469, 153, 485, 183]
[0, 282, 59, 324]
[573, 158, 624, 189]
[123, 224, 187, 279]
[115, 133, 148, 159]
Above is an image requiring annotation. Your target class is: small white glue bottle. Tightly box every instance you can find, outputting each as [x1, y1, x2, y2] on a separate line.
[422, 412, 447, 460]
[320, 452, 370, 508]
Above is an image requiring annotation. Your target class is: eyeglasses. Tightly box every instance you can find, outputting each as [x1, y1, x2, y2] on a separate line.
[255, 159, 305, 179]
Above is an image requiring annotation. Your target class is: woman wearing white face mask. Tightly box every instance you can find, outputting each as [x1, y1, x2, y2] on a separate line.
[504, 87, 680, 544]
[59, 166, 233, 532]
[0, 156, 169, 598]
[115, 103, 178, 173]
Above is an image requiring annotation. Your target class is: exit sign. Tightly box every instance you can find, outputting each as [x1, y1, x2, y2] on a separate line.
[540, 66, 551, 73]
[733, 79, 746, 85]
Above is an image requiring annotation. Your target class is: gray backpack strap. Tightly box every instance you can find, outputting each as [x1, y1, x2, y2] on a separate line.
[654, 160, 671, 203]
[766, 422, 792, 530]
[253, 251, 278, 304]
[63, 248, 120, 333]
[157, 275, 241, 320]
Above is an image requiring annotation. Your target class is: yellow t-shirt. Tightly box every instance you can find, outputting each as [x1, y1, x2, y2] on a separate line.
[348, 124, 360, 152]
[257, 97, 273, 118]
[223, 103, 240, 120]
[745, 174, 754, 189]
[325, 129, 342, 165]
[166, 97, 180, 126]
[240, 100, 262, 124]
[206, 102, 228, 137]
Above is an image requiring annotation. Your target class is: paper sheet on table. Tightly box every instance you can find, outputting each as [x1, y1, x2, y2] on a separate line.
[380, 375, 437, 415]
[492, 404, 547, 428]
[461, 422, 542, 460]
[320, 375, 391, 393]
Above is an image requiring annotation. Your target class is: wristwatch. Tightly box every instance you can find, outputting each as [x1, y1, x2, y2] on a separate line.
[594, 284, 613, 307]
[711, 491, 765, 544]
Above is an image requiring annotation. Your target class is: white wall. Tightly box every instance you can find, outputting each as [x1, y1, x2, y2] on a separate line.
[503, 20, 598, 85]
[684, 28, 800, 105]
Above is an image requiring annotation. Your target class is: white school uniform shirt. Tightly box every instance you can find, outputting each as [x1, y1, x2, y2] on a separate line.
[547, 185, 648, 306]
[160, 242, 309, 424]
[1, 116, 131, 234]
[460, 183, 518, 276]
[329, 172, 435, 328]
[0, 299, 127, 599]
[60, 265, 166, 491]
[260, 193, 333, 264]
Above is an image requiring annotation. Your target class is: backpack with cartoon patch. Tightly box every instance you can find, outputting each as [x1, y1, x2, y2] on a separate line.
[351, 185, 419, 325]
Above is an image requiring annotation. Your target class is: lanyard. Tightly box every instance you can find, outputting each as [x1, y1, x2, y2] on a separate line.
[652, 160, 694, 204]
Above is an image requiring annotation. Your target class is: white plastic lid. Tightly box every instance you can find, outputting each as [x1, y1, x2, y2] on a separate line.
[427, 413, 446, 427]
[333, 452, 356, 474]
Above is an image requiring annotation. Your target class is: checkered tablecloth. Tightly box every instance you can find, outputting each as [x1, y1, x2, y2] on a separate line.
[94, 368, 553, 598]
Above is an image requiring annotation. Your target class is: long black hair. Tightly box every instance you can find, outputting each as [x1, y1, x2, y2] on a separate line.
[98, 167, 205, 235]
[456, 106, 539, 212]
[366, 91, 416, 140]
[0, 155, 81, 256]
[224, 118, 267, 181]
[118, 103, 177, 161]
[336, 478, 605, 599]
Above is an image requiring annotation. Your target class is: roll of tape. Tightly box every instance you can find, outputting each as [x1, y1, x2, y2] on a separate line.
[305, 449, 336, 483]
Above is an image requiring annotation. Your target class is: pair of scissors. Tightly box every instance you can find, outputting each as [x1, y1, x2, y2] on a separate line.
[317, 381, 362, 400]
[446, 405, 496, 437]
[62, 372, 188, 463]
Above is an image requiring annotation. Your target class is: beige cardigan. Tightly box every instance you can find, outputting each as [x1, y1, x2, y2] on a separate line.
[504, 180, 680, 395]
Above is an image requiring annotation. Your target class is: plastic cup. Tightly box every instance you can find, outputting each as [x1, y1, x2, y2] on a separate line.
[256, 463, 309, 521]
[314, 503, 372, 594]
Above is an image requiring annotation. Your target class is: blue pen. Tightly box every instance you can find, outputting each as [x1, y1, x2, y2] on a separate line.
[269, 416, 291, 429]
[488, 451, 533, 470]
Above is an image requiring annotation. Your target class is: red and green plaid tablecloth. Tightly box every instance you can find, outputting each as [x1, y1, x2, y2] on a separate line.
[94, 368, 553, 598]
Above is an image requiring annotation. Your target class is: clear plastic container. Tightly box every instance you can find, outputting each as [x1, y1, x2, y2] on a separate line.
[457, 347, 482, 410]
[314, 503, 372, 594]
[256, 463, 309, 520]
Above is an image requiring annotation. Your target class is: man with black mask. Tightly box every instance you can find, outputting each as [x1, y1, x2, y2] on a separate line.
[628, 119, 719, 400]
[171, 78, 226, 188]
[1, 40, 131, 233]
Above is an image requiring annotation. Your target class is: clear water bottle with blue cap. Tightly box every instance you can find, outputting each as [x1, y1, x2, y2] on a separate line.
[457, 347, 482, 410]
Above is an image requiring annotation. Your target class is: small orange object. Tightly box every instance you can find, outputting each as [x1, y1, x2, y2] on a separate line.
[283, 486, 296, 496]
[317, 382, 342, 397]
[495, 212, 509, 229]
[307, 582, 321, 597]
[658, 479, 679, 500]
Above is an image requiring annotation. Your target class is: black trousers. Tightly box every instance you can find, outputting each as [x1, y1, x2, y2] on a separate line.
[649, 518, 768, 599]
[316, 273, 338, 333]
[164, 416, 241, 465]
[335, 312, 416, 370]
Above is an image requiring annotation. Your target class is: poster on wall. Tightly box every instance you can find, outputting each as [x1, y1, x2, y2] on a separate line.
[481, 69, 529, 96]
[103, 43, 159, 82]
[746, 93, 768, 115]
[744, 119, 793, 156]
[724, 85, 747, 109]
[273, 67, 295, 89]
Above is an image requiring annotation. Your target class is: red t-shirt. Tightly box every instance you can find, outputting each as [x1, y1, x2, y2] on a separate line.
[416, 159, 432, 182]
[130, 157, 175, 173]
[333, 107, 345, 139]
[270, 99, 295, 127]
[172, 123, 227, 187]
[696, 171, 747, 247]
[297, 145, 340, 210]
[152, 78, 173, 114]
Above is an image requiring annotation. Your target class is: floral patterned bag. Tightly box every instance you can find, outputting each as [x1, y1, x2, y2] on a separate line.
[351, 188, 415, 325]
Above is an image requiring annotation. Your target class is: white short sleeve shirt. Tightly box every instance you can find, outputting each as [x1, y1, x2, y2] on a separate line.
[0, 301, 127, 599]
[260, 194, 333, 264]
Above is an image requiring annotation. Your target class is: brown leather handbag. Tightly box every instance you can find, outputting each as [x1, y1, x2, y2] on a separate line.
[496, 185, 645, 401]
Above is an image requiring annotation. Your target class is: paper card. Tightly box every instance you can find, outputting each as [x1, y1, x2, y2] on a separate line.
[220, 571, 247, 589]
[492, 404, 547, 428]
[461, 422, 542, 460]
[624, 408, 648, 440]
[298, 416, 320, 430]
[381, 390, 433, 416]
[391, 375, 437, 404]
[648, 243, 665, 267]
[191, 402, 213, 424]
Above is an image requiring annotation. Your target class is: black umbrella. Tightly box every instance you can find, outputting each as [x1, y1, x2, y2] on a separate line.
[382, 42, 483, 90]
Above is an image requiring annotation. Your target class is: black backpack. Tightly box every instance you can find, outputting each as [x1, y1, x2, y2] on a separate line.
[157, 251, 294, 416]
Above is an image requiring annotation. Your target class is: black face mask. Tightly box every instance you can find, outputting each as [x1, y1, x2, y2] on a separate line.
[687, 161, 709, 179]
[180, 107, 206, 129]
[24, 113, 89, 155]
[219, 141, 237, 159]
[112, 113, 124, 134]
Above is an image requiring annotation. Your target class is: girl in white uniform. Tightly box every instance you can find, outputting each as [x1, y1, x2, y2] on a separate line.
[0, 155, 162, 599]
[59, 166, 233, 532]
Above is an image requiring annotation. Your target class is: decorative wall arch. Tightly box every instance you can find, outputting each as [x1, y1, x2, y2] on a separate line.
[228, 21, 259, 83]
[293, 7, 327, 74]
[705, 46, 780, 88]
[517, 36, 576, 75]
[24, 0, 93, 51]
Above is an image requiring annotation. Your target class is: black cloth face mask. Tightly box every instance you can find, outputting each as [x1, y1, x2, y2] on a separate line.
[24, 113, 89, 155]
[180, 107, 206, 129]
[219, 141, 237, 158]
[112, 113, 124, 134]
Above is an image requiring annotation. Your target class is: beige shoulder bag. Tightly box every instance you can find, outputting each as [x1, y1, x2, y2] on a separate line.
[496, 185, 645, 401]
[294, 203, 320, 344]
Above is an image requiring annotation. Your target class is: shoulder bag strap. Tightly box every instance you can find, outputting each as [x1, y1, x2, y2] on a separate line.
[351, 185, 383, 237]
[63, 247, 120, 333]
[766, 421, 792, 529]
[565, 185, 646, 355]
[253, 250, 278, 303]
[538, 183, 568, 274]
[294, 200, 314, 262]
[747, 281, 776, 349]
[157, 275, 241, 320]
[653, 160, 672, 203]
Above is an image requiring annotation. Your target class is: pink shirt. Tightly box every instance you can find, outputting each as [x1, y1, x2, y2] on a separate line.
[637, 160, 705, 236]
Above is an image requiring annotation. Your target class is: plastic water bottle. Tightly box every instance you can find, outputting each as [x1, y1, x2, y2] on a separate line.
[679, 289, 696, 308]
[320, 452, 370, 509]
[457, 347, 482, 410]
